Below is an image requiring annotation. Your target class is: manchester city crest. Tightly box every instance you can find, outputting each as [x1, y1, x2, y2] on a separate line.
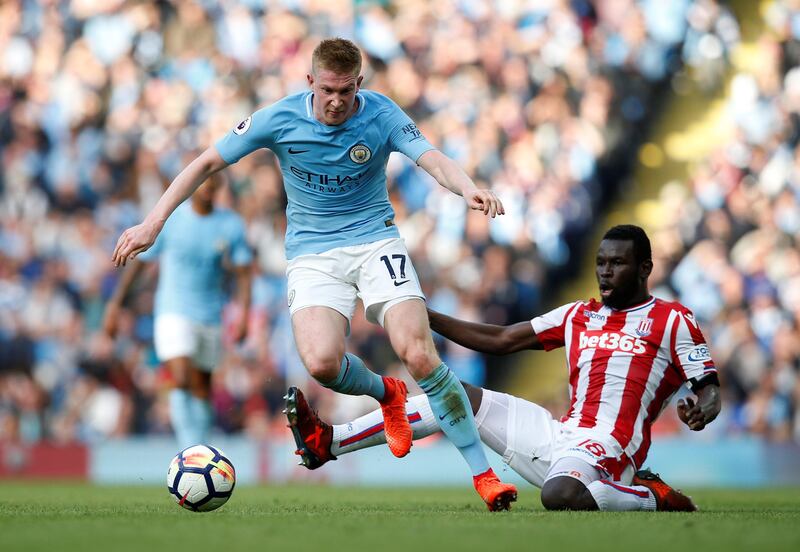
[349, 144, 372, 164]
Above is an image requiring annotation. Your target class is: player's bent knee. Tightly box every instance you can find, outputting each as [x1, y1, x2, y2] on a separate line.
[166, 357, 193, 389]
[401, 348, 440, 379]
[540, 478, 596, 511]
[304, 356, 343, 384]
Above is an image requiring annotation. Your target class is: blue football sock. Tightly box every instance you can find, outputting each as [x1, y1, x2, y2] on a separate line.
[320, 353, 385, 400]
[188, 394, 213, 445]
[169, 389, 202, 448]
[418, 363, 489, 476]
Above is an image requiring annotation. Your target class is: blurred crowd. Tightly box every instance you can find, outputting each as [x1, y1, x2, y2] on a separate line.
[650, 0, 800, 443]
[0, 0, 736, 444]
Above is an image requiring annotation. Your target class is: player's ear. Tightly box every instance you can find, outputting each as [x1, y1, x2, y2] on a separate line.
[356, 75, 363, 88]
[307, 73, 314, 87]
[640, 259, 653, 279]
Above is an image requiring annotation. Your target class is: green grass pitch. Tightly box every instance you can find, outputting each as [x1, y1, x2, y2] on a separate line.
[1, 483, 798, 552]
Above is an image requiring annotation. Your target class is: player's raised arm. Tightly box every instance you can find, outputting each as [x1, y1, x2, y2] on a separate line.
[416, 149, 504, 218]
[111, 147, 229, 267]
[427, 308, 542, 355]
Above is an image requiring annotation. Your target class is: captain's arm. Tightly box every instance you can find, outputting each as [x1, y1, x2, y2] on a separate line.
[427, 308, 543, 355]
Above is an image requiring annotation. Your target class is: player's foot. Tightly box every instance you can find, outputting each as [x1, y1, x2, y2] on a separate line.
[378, 376, 412, 458]
[284, 387, 336, 470]
[633, 468, 697, 512]
[473, 468, 518, 511]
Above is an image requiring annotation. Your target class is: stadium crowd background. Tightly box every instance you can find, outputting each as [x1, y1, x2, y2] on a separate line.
[0, 0, 797, 447]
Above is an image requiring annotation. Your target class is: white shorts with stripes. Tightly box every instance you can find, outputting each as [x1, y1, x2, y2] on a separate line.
[474, 389, 635, 487]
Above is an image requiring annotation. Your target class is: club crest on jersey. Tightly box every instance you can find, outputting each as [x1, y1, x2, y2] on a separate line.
[635, 318, 653, 337]
[233, 116, 252, 135]
[349, 144, 371, 164]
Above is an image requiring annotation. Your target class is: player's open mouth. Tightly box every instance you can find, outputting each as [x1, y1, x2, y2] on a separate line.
[599, 283, 613, 298]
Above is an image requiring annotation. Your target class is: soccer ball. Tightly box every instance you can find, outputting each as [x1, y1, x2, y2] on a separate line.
[167, 445, 236, 512]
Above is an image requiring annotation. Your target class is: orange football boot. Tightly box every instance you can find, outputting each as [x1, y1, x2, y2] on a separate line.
[378, 377, 413, 458]
[633, 469, 698, 512]
[473, 468, 518, 511]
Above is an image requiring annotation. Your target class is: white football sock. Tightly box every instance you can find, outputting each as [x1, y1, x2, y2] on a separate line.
[331, 393, 439, 456]
[587, 479, 657, 511]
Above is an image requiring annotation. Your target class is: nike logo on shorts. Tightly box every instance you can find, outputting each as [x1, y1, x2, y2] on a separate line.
[393, 280, 410, 287]
[288, 147, 309, 154]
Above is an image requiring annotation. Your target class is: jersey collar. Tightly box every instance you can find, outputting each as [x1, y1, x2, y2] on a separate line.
[616, 295, 655, 312]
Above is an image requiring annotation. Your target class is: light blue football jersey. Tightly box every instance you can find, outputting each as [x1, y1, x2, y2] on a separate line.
[215, 90, 435, 259]
[138, 203, 252, 324]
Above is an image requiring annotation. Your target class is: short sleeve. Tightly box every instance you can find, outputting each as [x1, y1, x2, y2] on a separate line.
[670, 309, 717, 383]
[531, 301, 581, 351]
[384, 101, 435, 162]
[215, 104, 279, 165]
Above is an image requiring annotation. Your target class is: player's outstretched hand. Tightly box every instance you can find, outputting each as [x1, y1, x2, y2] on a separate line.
[464, 189, 505, 218]
[112, 222, 161, 267]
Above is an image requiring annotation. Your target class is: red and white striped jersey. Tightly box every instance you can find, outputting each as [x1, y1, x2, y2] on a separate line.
[531, 296, 716, 469]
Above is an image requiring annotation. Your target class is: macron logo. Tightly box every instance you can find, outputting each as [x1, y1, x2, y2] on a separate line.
[584, 310, 607, 322]
[579, 331, 647, 354]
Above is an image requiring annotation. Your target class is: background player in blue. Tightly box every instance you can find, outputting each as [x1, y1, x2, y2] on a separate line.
[104, 174, 252, 447]
[111, 38, 516, 510]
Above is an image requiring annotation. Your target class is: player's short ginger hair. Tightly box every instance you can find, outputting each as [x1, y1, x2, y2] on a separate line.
[312, 38, 362, 76]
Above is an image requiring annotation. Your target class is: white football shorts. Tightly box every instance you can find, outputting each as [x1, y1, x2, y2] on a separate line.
[286, 237, 425, 327]
[153, 313, 222, 372]
[475, 389, 634, 488]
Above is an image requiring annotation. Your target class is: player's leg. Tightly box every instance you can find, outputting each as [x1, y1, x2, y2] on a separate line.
[540, 441, 694, 511]
[382, 299, 516, 510]
[182, 322, 223, 446]
[165, 356, 203, 447]
[337, 383, 503, 457]
[285, 386, 439, 468]
[291, 306, 385, 400]
[331, 390, 440, 456]
[539, 460, 606, 510]
[187, 367, 213, 444]
[540, 459, 664, 511]
[288, 254, 389, 402]
[287, 383, 487, 468]
[155, 314, 206, 447]
[290, 241, 427, 459]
